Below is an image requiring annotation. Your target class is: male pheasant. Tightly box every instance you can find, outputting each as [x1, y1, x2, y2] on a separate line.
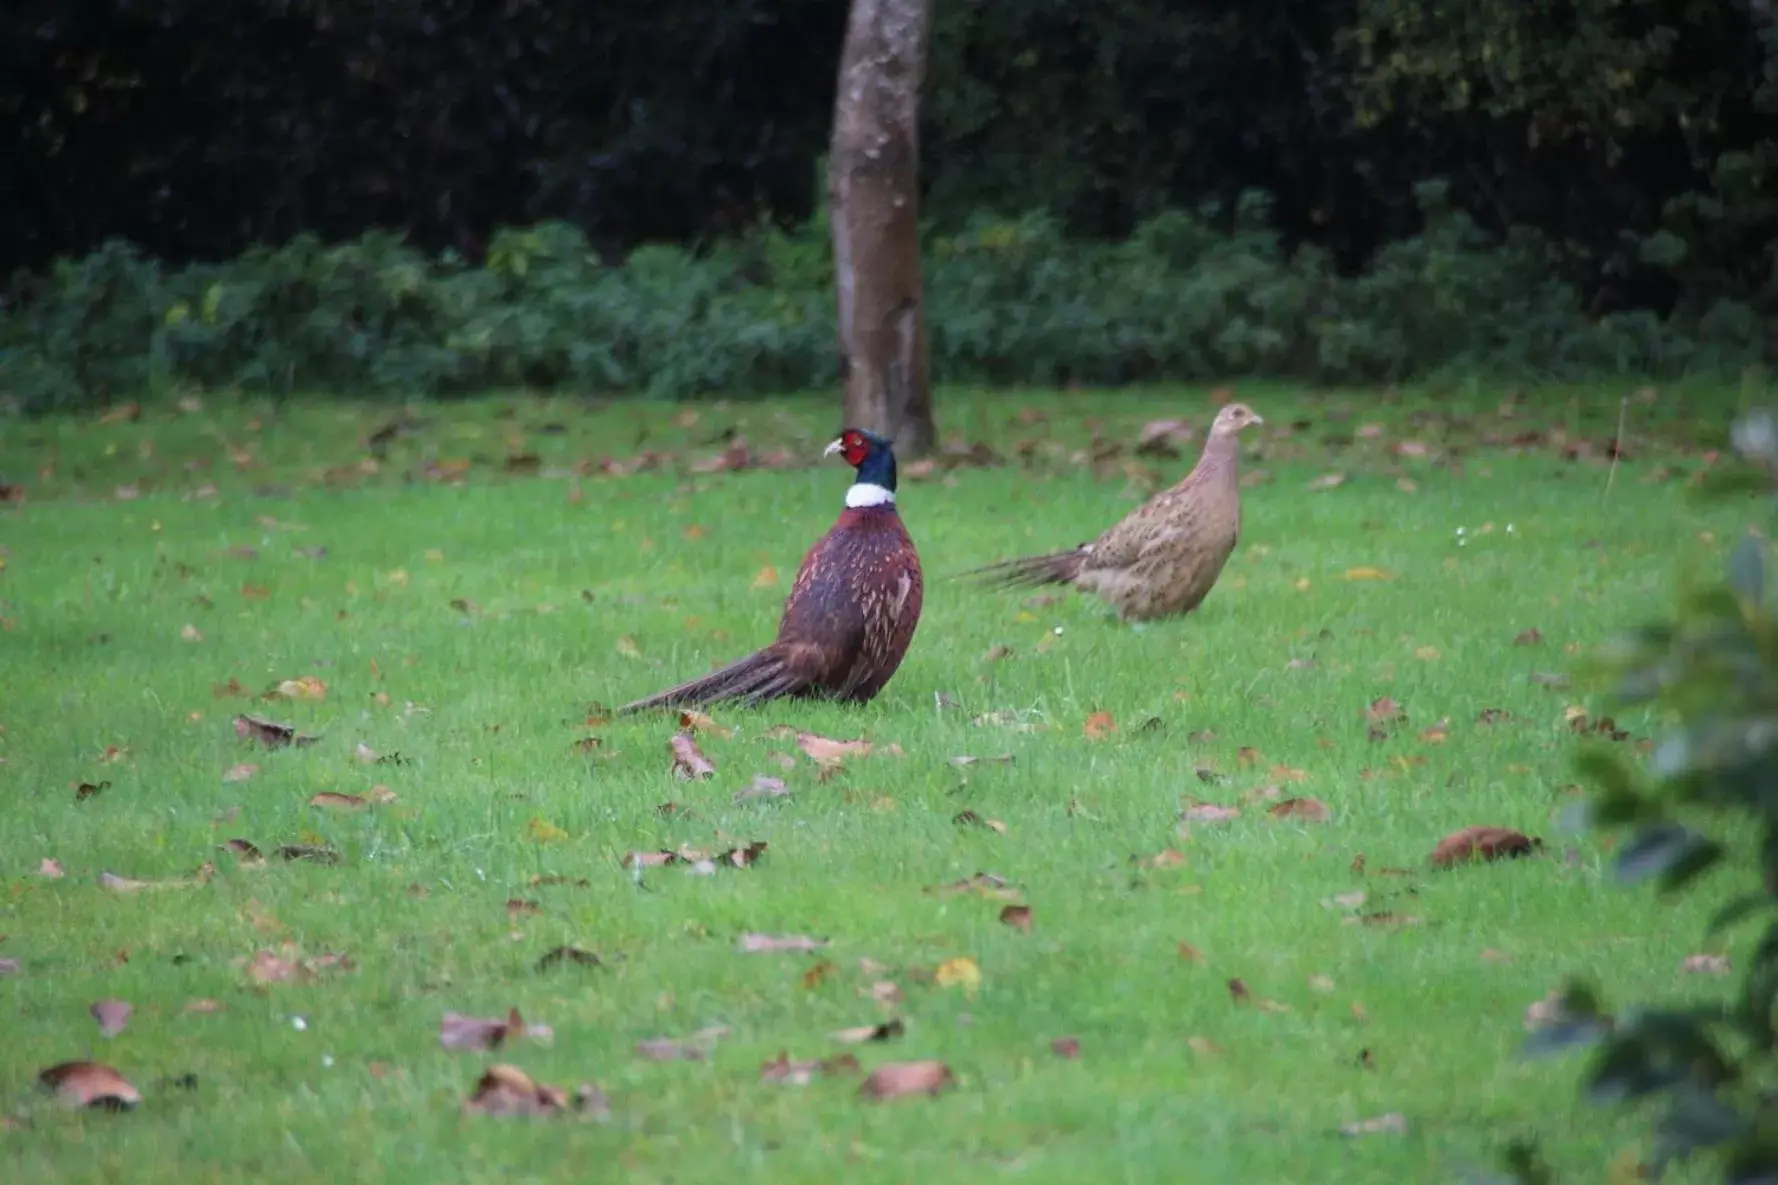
[618, 428, 924, 713]
[960, 402, 1263, 622]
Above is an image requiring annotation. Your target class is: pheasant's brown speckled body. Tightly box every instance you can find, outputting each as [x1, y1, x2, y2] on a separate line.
[961, 403, 1262, 622]
[618, 430, 923, 713]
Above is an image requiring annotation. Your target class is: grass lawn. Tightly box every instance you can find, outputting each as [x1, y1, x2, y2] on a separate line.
[0, 380, 1761, 1183]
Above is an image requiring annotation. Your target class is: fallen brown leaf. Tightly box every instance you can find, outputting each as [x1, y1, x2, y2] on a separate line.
[830, 1019, 906, 1044]
[794, 732, 874, 766]
[858, 1060, 954, 1101]
[1185, 1035, 1224, 1057]
[309, 792, 376, 810]
[760, 1051, 861, 1086]
[948, 754, 1015, 768]
[183, 998, 223, 1015]
[38, 1061, 140, 1110]
[1267, 797, 1330, 823]
[535, 946, 602, 972]
[669, 731, 716, 780]
[1050, 1036, 1082, 1059]
[1083, 710, 1117, 740]
[221, 763, 258, 783]
[925, 872, 1022, 901]
[1181, 802, 1241, 823]
[462, 1064, 606, 1120]
[90, 999, 132, 1038]
[735, 774, 790, 803]
[74, 780, 109, 802]
[737, 933, 828, 954]
[1430, 826, 1541, 869]
[233, 714, 320, 749]
[1364, 696, 1406, 726]
[1178, 941, 1206, 964]
[440, 1007, 531, 1052]
[1514, 627, 1544, 646]
[1341, 1112, 1408, 1137]
[953, 809, 1008, 833]
[999, 904, 1034, 932]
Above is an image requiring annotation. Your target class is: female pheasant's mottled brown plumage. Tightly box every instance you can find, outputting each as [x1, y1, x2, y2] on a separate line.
[618, 429, 923, 713]
[961, 403, 1263, 622]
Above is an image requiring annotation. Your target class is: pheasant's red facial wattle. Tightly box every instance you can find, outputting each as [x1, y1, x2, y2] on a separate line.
[839, 431, 871, 467]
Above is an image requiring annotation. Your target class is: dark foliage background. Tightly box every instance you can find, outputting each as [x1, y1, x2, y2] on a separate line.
[2, 0, 1775, 408]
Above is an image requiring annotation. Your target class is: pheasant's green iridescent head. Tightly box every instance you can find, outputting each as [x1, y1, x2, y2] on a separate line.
[825, 428, 899, 506]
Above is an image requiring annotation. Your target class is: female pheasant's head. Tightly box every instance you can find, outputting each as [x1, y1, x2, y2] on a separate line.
[824, 428, 898, 509]
[1209, 402, 1264, 437]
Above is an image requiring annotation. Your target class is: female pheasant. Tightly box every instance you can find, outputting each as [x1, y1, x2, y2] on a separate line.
[960, 402, 1263, 622]
[618, 428, 924, 713]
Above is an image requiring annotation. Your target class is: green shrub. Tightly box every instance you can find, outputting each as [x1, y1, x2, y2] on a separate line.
[1501, 410, 1778, 1182]
[0, 182, 1767, 413]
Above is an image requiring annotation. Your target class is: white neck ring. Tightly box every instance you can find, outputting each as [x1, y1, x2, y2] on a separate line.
[845, 482, 895, 508]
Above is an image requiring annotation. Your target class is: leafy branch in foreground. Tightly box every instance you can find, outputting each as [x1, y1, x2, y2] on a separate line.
[1503, 407, 1778, 1182]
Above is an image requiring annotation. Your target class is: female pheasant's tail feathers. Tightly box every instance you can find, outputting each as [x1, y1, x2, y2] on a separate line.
[617, 646, 816, 715]
[958, 547, 1087, 590]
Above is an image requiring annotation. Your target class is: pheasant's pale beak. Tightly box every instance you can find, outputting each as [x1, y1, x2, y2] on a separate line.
[823, 438, 844, 459]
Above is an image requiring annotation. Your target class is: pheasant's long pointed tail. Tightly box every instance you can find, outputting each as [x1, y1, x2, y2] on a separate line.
[616, 646, 814, 715]
[955, 547, 1087, 591]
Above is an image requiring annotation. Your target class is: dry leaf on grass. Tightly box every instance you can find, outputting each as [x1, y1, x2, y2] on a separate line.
[793, 732, 876, 766]
[90, 999, 132, 1038]
[830, 1019, 905, 1044]
[953, 810, 1008, 833]
[38, 1061, 141, 1110]
[535, 946, 602, 972]
[999, 904, 1034, 932]
[934, 956, 982, 995]
[1341, 1112, 1408, 1137]
[1185, 1035, 1224, 1057]
[925, 872, 1021, 901]
[1430, 826, 1541, 868]
[1514, 627, 1544, 646]
[635, 1026, 728, 1062]
[183, 998, 223, 1015]
[1083, 711, 1117, 740]
[669, 731, 716, 780]
[737, 933, 828, 954]
[1050, 1036, 1082, 1059]
[99, 865, 212, 893]
[221, 763, 258, 783]
[233, 714, 320, 748]
[1681, 954, 1732, 976]
[1364, 696, 1407, 726]
[1267, 797, 1330, 823]
[440, 1008, 538, 1052]
[948, 754, 1015, 767]
[73, 780, 109, 802]
[309, 791, 396, 810]
[676, 709, 732, 738]
[1181, 802, 1241, 823]
[462, 1064, 607, 1120]
[760, 1051, 861, 1085]
[735, 775, 790, 803]
[858, 1060, 954, 1101]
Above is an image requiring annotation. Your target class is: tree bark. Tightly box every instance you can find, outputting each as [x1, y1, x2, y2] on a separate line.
[827, 0, 937, 459]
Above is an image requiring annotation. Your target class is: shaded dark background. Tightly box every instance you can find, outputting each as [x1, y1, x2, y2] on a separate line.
[3, 0, 1775, 318]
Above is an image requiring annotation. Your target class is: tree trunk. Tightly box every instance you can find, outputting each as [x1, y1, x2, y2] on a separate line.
[827, 0, 937, 459]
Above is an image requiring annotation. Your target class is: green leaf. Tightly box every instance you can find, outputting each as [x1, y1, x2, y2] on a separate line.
[1613, 823, 1713, 886]
[1710, 893, 1772, 937]
[1729, 532, 1766, 605]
